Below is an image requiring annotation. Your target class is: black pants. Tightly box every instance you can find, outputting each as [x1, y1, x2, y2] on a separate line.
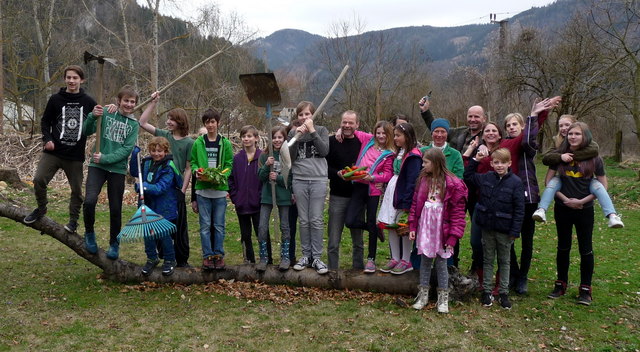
[555, 204, 594, 286]
[237, 212, 271, 263]
[510, 202, 536, 279]
[159, 192, 190, 265]
[345, 183, 381, 260]
[83, 167, 125, 246]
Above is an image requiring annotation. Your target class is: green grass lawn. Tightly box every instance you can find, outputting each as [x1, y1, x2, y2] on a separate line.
[0, 160, 638, 351]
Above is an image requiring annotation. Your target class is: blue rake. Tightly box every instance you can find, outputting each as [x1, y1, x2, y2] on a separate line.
[117, 152, 176, 243]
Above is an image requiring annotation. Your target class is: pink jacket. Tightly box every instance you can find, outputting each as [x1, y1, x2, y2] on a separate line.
[408, 174, 468, 247]
[353, 130, 394, 196]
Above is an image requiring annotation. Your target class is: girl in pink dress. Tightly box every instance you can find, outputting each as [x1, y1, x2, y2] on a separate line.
[408, 148, 468, 313]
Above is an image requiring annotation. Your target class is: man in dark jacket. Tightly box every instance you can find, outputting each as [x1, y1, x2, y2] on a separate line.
[24, 65, 97, 233]
[326, 110, 364, 271]
[464, 148, 524, 310]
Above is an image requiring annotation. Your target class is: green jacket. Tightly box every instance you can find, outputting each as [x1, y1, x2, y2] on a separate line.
[190, 134, 233, 191]
[83, 110, 139, 175]
[258, 151, 292, 206]
[420, 143, 464, 179]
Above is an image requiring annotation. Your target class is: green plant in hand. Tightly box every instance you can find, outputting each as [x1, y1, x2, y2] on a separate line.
[197, 167, 229, 185]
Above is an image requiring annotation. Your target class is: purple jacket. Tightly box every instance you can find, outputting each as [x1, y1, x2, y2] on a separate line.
[228, 149, 262, 214]
[408, 174, 468, 247]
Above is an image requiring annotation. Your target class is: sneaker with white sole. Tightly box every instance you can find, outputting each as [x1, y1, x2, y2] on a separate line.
[608, 214, 624, 228]
[293, 257, 309, 271]
[24, 207, 47, 224]
[312, 259, 328, 275]
[363, 259, 376, 274]
[532, 208, 546, 222]
[390, 260, 413, 275]
[379, 259, 399, 273]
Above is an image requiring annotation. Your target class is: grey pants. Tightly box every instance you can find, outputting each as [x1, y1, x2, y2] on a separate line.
[33, 153, 84, 222]
[292, 179, 327, 260]
[327, 195, 364, 270]
[481, 229, 513, 294]
[258, 204, 290, 243]
[419, 255, 448, 289]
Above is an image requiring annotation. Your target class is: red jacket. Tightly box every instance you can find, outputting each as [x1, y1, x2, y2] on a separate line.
[408, 174, 468, 247]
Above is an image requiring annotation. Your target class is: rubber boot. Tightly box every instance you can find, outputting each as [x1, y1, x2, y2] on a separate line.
[437, 288, 449, 313]
[256, 241, 268, 272]
[476, 268, 484, 292]
[84, 232, 98, 254]
[279, 240, 291, 271]
[412, 285, 430, 310]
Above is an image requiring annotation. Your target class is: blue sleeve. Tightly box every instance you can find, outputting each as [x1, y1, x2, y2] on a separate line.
[143, 167, 174, 196]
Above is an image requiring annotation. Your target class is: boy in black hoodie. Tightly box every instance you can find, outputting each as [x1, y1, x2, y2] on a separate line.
[24, 65, 97, 232]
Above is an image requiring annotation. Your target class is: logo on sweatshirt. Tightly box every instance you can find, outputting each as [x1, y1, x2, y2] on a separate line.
[105, 116, 134, 144]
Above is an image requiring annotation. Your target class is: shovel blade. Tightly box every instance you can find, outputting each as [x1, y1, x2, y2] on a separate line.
[239, 73, 281, 107]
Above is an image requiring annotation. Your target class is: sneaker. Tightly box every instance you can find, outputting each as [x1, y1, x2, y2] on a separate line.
[106, 244, 119, 260]
[141, 259, 160, 276]
[532, 208, 546, 222]
[363, 259, 376, 274]
[391, 260, 413, 275]
[515, 276, 528, 295]
[162, 260, 176, 276]
[499, 293, 512, 310]
[84, 232, 98, 254]
[213, 256, 225, 270]
[64, 220, 78, 233]
[176, 262, 192, 268]
[278, 258, 290, 271]
[256, 258, 268, 272]
[312, 259, 329, 275]
[608, 214, 624, 228]
[202, 256, 215, 270]
[577, 285, 592, 306]
[547, 280, 567, 299]
[24, 207, 47, 224]
[293, 257, 310, 271]
[481, 292, 494, 307]
[379, 259, 399, 273]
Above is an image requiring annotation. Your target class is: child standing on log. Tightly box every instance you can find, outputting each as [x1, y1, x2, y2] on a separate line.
[257, 126, 293, 271]
[132, 137, 182, 277]
[408, 148, 467, 313]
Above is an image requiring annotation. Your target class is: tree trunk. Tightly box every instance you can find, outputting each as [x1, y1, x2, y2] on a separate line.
[0, 201, 477, 300]
[0, 168, 26, 188]
[0, 0, 3, 135]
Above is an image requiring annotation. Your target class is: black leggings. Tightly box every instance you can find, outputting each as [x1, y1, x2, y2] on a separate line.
[510, 203, 536, 279]
[554, 204, 594, 286]
[344, 183, 381, 260]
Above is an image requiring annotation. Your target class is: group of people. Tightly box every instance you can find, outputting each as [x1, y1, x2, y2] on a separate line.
[25, 65, 623, 314]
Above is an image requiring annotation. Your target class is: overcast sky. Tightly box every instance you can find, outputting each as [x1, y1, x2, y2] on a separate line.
[153, 0, 557, 37]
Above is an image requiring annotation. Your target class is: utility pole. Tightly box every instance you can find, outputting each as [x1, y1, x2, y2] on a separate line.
[490, 13, 509, 54]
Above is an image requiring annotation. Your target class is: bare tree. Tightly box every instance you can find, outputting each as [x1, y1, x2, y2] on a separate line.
[0, 0, 4, 135]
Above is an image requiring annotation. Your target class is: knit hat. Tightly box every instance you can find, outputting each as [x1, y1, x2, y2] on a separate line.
[431, 119, 450, 134]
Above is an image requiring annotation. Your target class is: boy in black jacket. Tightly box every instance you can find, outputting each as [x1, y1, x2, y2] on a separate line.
[24, 65, 97, 232]
[464, 148, 524, 309]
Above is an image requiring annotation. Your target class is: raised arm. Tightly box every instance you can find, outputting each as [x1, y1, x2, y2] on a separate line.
[138, 92, 159, 135]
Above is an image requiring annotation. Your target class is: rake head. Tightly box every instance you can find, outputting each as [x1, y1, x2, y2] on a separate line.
[117, 205, 176, 243]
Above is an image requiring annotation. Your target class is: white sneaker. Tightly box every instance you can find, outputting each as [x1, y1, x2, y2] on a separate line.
[532, 208, 546, 222]
[608, 214, 624, 228]
[293, 257, 309, 271]
[312, 259, 328, 275]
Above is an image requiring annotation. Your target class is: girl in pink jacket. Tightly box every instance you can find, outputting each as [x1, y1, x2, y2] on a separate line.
[344, 121, 395, 273]
[408, 148, 468, 313]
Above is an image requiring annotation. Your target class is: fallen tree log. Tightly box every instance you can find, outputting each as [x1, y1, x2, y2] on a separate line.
[0, 201, 476, 300]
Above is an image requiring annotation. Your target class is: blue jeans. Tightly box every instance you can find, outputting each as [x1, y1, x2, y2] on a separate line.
[539, 177, 615, 217]
[144, 235, 175, 262]
[197, 195, 227, 258]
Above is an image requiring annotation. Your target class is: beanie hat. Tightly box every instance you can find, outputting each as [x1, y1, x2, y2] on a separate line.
[431, 119, 450, 134]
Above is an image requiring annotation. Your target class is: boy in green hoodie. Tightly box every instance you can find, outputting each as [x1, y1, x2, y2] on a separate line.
[82, 85, 140, 260]
[191, 109, 233, 270]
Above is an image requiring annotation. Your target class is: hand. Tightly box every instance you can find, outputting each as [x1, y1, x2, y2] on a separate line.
[409, 231, 416, 240]
[363, 174, 374, 182]
[418, 97, 430, 112]
[151, 91, 160, 101]
[303, 118, 315, 133]
[475, 144, 489, 160]
[265, 156, 275, 166]
[564, 198, 583, 209]
[195, 168, 203, 180]
[44, 141, 55, 151]
[465, 136, 480, 157]
[296, 124, 308, 135]
[561, 153, 574, 163]
[269, 172, 277, 181]
[191, 201, 199, 213]
[337, 170, 345, 180]
[375, 183, 384, 191]
[335, 128, 344, 143]
[291, 194, 296, 204]
[106, 104, 118, 114]
[444, 244, 453, 252]
[92, 152, 102, 164]
[92, 105, 104, 117]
